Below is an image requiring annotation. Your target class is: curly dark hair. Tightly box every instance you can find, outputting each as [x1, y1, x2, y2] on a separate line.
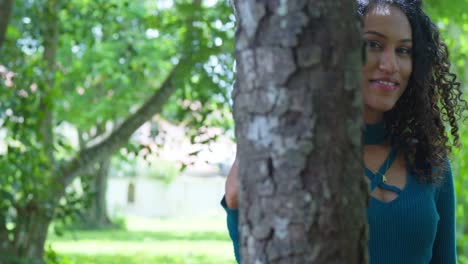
[358, 0, 467, 183]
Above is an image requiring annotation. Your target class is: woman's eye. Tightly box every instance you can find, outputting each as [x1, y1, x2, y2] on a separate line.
[367, 40, 381, 49]
[397, 47, 412, 55]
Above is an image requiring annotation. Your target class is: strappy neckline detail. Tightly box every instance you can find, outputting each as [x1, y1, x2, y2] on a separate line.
[365, 146, 402, 194]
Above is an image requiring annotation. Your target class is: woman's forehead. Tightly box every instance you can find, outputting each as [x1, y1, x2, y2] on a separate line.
[363, 5, 412, 38]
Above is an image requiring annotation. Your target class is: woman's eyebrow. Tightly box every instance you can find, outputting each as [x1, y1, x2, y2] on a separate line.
[364, 30, 412, 43]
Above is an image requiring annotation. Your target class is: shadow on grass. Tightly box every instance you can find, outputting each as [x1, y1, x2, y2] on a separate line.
[48, 230, 231, 242]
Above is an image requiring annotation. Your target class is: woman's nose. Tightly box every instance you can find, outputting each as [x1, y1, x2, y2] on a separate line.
[379, 49, 398, 74]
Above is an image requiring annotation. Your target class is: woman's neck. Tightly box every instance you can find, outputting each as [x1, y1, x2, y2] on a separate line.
[363, 106, 384, 124]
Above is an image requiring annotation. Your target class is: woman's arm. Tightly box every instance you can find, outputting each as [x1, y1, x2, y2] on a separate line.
[225, 160, 239, 209]
[430, 160, 457, 264]
[221, 160, 241, 263]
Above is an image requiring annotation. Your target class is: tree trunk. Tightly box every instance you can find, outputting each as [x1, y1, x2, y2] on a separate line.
[14, 206, 53, 264]
[93, 157, 111, 225]
[233, 1, 368, 263]
[39, 0, 60, 166]
[0, 0, 14, 50]
[0, 202, 55, 264]
[78, 128, 113, 228]
[0, 1, 62, 263]
[82, 156, 112, 227]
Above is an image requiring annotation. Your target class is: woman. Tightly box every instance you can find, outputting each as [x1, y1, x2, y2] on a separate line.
[221, 0, 466, 263]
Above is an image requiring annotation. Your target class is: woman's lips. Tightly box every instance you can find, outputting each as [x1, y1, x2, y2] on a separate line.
[369, 80, 399, 91]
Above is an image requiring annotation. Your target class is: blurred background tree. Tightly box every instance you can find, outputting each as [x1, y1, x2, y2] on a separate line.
[425, 1, 468, 260]
[0, 0, 234, 262]
[0, 0, 466, 263]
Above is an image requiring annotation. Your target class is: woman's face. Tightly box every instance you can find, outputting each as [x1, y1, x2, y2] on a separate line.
[361, 4, 413, 117]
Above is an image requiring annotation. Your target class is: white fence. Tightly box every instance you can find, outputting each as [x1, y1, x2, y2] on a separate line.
[106, 174, 227, 218]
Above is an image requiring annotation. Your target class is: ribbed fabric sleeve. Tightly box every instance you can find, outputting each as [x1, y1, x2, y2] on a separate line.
[220, 196, 240, 263]
[429, 161, 457, 264]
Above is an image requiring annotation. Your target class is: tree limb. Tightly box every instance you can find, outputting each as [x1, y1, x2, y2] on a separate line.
[0, 0, 14, 50]
[59, 62, 182, 187]
[0, 216, 9, 254]
[39, 0, 60, 166]
[58, 0, 206, 188]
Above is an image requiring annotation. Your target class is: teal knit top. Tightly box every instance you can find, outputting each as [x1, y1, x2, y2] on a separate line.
[220, 122, 457, 263]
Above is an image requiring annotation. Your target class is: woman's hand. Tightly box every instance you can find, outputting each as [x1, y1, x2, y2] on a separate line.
[225, 160, 239, 209]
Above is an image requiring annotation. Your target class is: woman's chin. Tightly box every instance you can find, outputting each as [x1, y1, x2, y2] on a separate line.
[365, 101, 396, 113]
[363, 92, 401, 113]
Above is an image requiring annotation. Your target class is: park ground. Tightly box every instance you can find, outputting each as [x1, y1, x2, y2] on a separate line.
[46, 216, 236, 264]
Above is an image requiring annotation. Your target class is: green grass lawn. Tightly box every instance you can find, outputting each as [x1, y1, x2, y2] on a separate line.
[46, 216, 236, 264]
[47, 216, 468, 264]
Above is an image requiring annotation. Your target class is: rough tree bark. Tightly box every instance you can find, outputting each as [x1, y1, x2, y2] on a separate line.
[233, 1, 368, 263]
